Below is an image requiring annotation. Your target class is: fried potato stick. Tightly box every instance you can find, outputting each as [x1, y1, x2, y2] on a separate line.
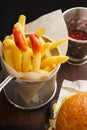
[32, 52, 41, 72]
[22, 47, 33, 72]
[18, 15, 26, 29]
[41, 38, 68, 58]
[41, 55, 69, 68]
[3, 39, 22, 71]
[35, 27, 45, 37]
[3, 45, 14, 68]
[41, 42, 51, 57]
[49, 37, 68, 50]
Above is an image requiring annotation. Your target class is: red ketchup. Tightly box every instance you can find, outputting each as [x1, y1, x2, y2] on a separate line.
[69, 30, 87, 40]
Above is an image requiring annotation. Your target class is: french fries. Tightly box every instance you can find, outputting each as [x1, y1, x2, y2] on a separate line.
[3, 38, 22, 71]
[3, 45, 14, 68]
[18, 15, 26, 29]
[2, 14, 69, 73]
[12, 45, 22, 71]
[49, 37, 68, 50]
[35, 27, 45, 37]
[22, 48, 33, 72]
[41, 55, 69, 68]
[32, 53, 41, 72]
[41, 42, 51, 57]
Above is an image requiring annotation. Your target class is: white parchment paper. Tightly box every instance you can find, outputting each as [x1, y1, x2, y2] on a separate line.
[25, 9, 68, 56]
[57, 79, 87, 106]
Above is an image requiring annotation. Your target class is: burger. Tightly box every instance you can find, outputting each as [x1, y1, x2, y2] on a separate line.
[49, 92, 87, 130]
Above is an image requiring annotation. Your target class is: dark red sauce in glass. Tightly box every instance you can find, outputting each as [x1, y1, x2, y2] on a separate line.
[69, 30, 87, 40]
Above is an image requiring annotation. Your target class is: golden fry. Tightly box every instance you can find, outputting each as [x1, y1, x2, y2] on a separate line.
[32, 53, 41, 72]
[41, 42, 51, 57]
[12, 45, 22, 71]
[18, 15, 26, 29]
[43, 65, 54, 72]
[14, 22, 24, 34]
[41, 55, 69, 68]
[3, 46, 14, 68]
[3, 34, 14, 42]
[39, 37, 46, 45]
[3, 39, 15, 68]
[3, 37, 15, 46]
[49, 37, 68, 50]
[22, 47, 33, 72]
[35, 27, 45, 37]
[3, 38, 22, 71]
[45, 50, 52, 58]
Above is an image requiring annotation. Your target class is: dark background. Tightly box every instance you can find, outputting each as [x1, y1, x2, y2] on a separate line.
[0, 0, 87, 41]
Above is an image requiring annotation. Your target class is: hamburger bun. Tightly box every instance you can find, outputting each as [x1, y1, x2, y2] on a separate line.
[55, 92, 87, 130]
